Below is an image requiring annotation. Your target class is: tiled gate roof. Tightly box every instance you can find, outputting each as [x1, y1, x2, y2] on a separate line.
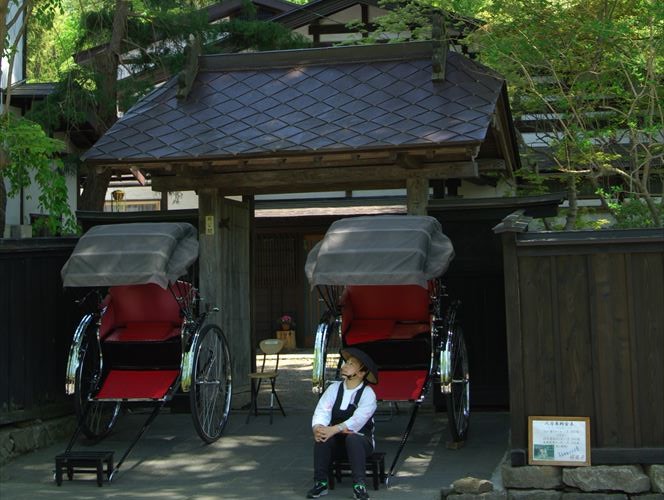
[82, 42, 505, 165]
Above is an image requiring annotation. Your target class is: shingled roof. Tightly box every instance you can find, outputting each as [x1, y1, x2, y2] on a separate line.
[83, 42, 512, 163]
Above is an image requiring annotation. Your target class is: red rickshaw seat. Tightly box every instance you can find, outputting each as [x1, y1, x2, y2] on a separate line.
[343, 285, 430, 344]
[95, 369, 179, 400]
[100, 283, 185, 341]
[373, 370, 428, 401]
[345, 320, 395, 344]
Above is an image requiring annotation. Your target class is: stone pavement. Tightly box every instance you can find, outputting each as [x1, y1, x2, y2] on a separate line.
[0, 350, 510, 499]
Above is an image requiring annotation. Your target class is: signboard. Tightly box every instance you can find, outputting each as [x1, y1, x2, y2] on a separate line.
[528, 416, 591, 466]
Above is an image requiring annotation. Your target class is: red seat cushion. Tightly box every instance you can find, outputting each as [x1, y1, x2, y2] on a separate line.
[345, 319, 395, 344]
[100, 283, 186, 339]
[345, 285, 430, 321]
[373, 370, 428, 401]
[104, 322, 180, 342]
[95, 369, 179, 400]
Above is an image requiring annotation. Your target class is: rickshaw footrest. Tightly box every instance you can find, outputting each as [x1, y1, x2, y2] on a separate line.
[54, 451, 114, 487]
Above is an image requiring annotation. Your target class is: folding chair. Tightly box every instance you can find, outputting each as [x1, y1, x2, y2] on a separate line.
[246, 339, 286, 424]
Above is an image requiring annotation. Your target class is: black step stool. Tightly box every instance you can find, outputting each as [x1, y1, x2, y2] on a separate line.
[55, 451, 114, 487]
[328, 451, 386, 491]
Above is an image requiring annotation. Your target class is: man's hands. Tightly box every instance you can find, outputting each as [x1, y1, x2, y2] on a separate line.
[313, 424, 345, 442]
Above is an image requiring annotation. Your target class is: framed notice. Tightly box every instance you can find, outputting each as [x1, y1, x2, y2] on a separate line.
[528, 416, 591, 466]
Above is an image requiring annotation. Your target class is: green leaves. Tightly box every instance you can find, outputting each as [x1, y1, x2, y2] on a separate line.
[0, 115, 78, 235]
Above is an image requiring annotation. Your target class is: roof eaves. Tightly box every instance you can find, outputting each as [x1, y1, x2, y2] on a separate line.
[82, 139, 483, 168]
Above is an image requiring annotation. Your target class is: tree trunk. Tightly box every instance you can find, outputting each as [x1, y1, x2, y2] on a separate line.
[78, 167, 113, 212]
[77, 0, 129, 211]
[564, 175, 578, 230]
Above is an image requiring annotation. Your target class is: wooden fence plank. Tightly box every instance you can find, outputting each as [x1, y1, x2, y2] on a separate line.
[519, 255, 557, 416]
[1, 241, 78, 424]
[589, 253, 635, 447]
[555, 255, 595, 420]
[629, 252, 664, 447]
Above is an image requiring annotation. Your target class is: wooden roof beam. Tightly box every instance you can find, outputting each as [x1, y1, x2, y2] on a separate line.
[492, 93, 517, 178]
[109, 146, 477, 174]
[151, 161, 479, 194]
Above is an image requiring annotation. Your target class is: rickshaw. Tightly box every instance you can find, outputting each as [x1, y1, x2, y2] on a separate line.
[56, 222, 232, 485]
[305, 215, 470, 483]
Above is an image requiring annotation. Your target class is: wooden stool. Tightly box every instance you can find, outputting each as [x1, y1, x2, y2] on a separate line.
[55, 450, 114, 487]
[328, 451, 386, 491]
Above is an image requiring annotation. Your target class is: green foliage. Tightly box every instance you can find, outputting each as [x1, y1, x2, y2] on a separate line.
[27, 2, 82, 82]
[356, 0, 662, 228]
[27, 1, 310, 111]
[0, 115, 78, 235]
[513, 166, 549, 196]
[596, 186, 663, 229]
[344, 0, 488, 44]
[26, 65, 98, 134]
[221, 18, 311, 52]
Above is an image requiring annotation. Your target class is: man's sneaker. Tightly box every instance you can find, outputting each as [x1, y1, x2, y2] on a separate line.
[306, 481, 328, 498]
[352, 483, 370, 499]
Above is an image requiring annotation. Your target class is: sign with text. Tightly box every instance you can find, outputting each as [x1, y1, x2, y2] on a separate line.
[528, 416, 591, 466]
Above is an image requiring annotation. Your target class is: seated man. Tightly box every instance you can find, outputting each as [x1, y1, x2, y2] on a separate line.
[307, 348, 378, 500]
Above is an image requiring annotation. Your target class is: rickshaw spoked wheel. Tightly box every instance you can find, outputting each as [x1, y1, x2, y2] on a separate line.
[190, 324, 232, 443]
[312, 314, 342, 395]
[444, 326, 470, 442]
[74, 332, 121, 441]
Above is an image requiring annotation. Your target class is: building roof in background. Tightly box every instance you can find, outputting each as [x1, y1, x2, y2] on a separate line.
[7, 82, 57, 97]
[271, 0, 382, 29]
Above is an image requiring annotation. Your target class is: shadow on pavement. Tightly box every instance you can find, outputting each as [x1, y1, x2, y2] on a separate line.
[0, 350, 510, 499]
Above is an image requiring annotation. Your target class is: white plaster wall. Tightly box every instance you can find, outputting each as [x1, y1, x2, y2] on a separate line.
[104, 186, 200, 210]
[3, 170, 77, 227]
[1, 1, 24, 90]
[167, 190, 198, 209]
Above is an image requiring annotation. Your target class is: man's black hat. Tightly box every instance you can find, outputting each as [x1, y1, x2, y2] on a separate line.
[340, 347, 378, 384]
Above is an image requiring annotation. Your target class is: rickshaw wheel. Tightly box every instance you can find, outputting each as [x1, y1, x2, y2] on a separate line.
[190, 324, 232, 443]
[74, 332, 121, 441]
[446, 326, 470, 442]
[312, 314, 342, 395]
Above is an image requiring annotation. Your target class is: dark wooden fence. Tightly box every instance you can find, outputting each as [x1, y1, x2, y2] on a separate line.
[0, 238, 80, 425]
[499, 223, 664, 464]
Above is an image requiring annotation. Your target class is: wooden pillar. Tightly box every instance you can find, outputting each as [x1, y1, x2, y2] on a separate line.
[198, 189, 252, 393]
[406, 177, 429, 215]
